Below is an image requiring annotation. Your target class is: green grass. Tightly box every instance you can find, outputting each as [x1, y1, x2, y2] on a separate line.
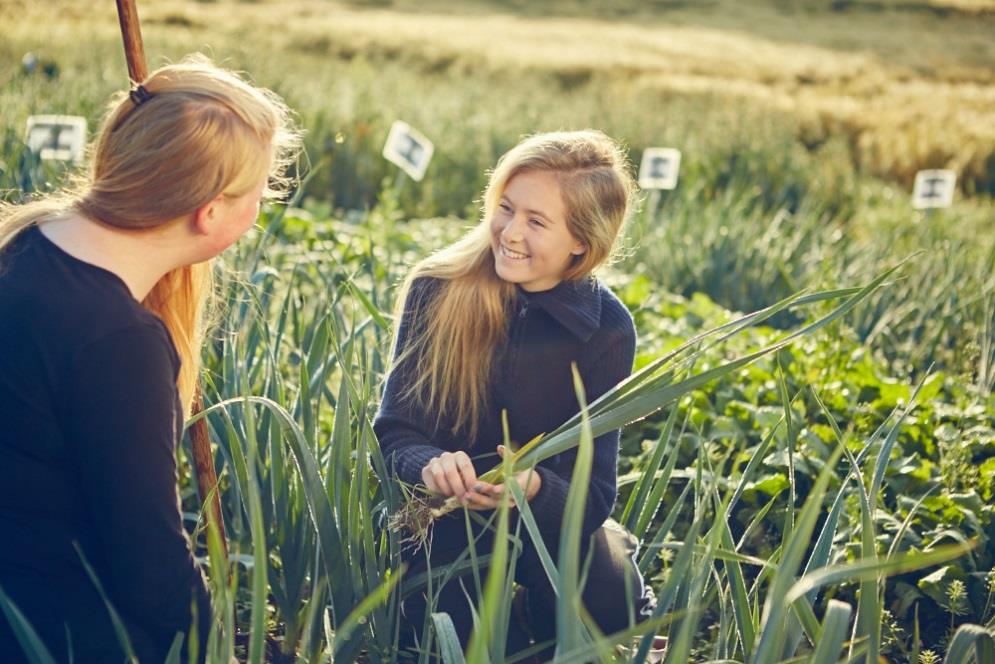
[165, 206, 992, 662]
[1, 195, 991, 662]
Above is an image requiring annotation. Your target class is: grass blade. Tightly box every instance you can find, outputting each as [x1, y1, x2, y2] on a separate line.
[333, 570, 404, 656]
[0, 585, 58, 664]
[464, 450, 513, 663]
[621, 404, 680, 532]
[753, 444, 844, 663]
[556, 365, 597, 657]
[72, 543, 138, 663]
[720, 519, 756, 660]
[785, 541, 976, 606]
[943, 623, 995, 664]
[810, 600, 851, 664]
[431, 612, 468, 664]
[638, 479, 693, 575]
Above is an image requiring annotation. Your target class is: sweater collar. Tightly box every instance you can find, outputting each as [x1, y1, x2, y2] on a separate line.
[516, 277, 602, 342]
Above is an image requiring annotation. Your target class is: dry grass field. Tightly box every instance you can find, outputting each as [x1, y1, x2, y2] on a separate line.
[3, 0, 993, 195]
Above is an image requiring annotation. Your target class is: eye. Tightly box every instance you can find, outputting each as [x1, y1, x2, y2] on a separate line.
[529, 217, 545, 228]
[499, 202, 512, 213]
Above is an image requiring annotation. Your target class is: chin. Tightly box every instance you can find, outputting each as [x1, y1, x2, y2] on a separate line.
[493, 261, 521, 285]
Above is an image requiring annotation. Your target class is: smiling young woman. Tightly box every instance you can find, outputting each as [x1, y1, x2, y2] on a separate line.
[374, 130, 656, 658]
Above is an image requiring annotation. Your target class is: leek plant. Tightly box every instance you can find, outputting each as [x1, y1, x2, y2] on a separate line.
[187, 205, 991, 662]
[2, 202, 991, 662]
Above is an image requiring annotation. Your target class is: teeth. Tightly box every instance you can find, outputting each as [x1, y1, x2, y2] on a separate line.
[501, 244, 529, 259]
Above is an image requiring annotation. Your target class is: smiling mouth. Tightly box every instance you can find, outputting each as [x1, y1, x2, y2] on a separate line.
[500, 244, 530, 260]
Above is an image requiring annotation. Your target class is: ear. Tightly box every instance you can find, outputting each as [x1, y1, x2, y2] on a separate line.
[570, 241, 587, 256]
[192, 195, 225, 236]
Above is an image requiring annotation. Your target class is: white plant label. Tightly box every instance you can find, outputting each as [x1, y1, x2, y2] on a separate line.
[26, 115, 87, 163]
[912, 169, 956, 210]
[638, 148, 681, 190]
[383, 121, 434, 182]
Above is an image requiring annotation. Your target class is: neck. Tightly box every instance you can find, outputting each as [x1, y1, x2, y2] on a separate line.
[38, 212, 191, 301]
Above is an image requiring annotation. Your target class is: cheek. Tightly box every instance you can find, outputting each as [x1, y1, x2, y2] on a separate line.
[489, 215, 504, 239]
[556, 236, 580, 263]
[243, 202, 261, 228]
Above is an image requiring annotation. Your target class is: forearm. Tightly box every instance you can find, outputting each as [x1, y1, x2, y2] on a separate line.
[373, 409, 452, 485]
[525, 431, 619, 535]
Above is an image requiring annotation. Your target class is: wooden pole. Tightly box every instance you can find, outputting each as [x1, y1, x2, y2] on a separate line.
[190, 386, 229, 563]
[114, 0, 228, 561]
[115, 0, 148, 83]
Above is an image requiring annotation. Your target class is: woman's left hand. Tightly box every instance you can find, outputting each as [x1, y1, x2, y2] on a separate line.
[463, 445, 542, 510]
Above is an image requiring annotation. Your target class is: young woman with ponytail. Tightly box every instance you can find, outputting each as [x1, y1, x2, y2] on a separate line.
[375, 130, 656, 658]
[0, 56, 301, 663]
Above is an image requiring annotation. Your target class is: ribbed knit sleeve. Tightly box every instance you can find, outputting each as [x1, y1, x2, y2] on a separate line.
[526, 291, 636, 536]
[373, 278, 450, 485]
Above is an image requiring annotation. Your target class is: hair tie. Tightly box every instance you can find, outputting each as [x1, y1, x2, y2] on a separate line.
[129, 84, 153, 107]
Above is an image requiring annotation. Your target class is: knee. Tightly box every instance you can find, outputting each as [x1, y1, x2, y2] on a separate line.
[581, 520, 657, 633]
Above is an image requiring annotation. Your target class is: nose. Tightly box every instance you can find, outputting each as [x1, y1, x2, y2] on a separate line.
[501, 212, 526, 243]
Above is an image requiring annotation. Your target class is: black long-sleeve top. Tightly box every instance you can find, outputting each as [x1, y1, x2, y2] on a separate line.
[0, 225, 211, 663]
[373, 275, 636, 536]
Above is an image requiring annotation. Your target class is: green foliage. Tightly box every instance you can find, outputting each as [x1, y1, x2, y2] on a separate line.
[628, 172, 995, 378]
[615, 283, 995, 659]
[176, 206, 993, 661]
[0, 188, 989, 659]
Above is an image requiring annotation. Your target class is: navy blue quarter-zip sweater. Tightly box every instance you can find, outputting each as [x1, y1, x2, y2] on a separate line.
[373, 276, 636, 536]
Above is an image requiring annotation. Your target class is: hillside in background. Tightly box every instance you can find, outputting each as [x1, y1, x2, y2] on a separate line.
[2, 0, 994, 196]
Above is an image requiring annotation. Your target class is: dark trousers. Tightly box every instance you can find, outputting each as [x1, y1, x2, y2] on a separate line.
[399, 513, 656, 659]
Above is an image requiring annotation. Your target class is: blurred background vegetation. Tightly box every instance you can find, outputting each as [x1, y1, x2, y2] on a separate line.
[3, 0, 991, 377]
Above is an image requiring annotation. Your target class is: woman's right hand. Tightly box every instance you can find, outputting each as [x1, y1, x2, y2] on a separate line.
[422, 451, 494, 507]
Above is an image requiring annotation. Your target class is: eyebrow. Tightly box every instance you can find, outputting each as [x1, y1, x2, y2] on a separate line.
[500, 194, 554, 223]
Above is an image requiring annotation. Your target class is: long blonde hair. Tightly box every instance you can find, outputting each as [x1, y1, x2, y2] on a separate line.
[0, 55, 302, 412]
[391, 130, 635, 442]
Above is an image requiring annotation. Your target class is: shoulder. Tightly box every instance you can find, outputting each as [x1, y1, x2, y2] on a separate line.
[55, 320, 179, 411]
[84, 318, 175, 355]
[407, 275, 444, 304]
[575, 280, 636, 382]
[1, 229, 177, 368]
[397, 275, 445, 323]
[71, 319, 179, 379]
[594, 280, 636, 347]
[71, 299, 177, 369]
